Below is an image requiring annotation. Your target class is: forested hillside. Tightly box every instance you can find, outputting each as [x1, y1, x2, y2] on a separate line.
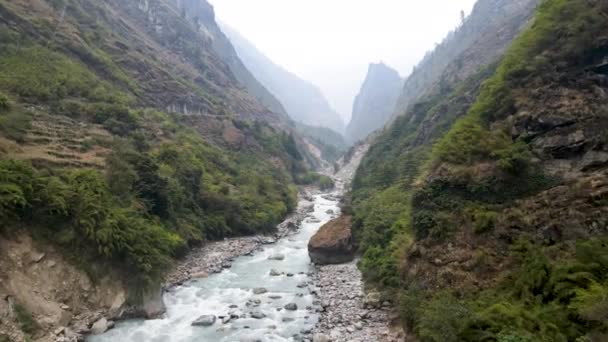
[0, 0, 310, 293]
[351, 0, 608, 340]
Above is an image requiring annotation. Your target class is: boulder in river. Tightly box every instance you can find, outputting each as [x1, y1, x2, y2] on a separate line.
[250, 311, 266, 319]
[284, 303, 298, 311]
[268, 254, 285, 261]
[308, 216, 354, 265]
[191, 314, 217, 326]
[253, 288, 268, 295]
[90, 317, 109, 335]
[363, 291, 382, 308]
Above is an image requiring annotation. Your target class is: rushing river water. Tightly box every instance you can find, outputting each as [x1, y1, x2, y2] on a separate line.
[89, 189, 341, 342]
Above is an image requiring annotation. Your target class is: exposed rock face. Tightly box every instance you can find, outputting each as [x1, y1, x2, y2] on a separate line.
[347, 63, 403, 143]
[0, 234, 127, 341]
[221, 25, 345, 134]
[308, 216, 354, 265]
[392, 0, 540, 119]
[140, 285, 166, 319]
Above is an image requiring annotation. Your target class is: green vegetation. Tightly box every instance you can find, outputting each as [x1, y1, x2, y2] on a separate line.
[401, 239, 608, 341]
[350, 65, 494, 287]
[295, 123, 348, 162]
[433, 0, 605, 166]
[14, 303, 39, 336]
[0, 92, 9, 111]
[350, 0, 608, 341]
[296, 172, 335, 190]
[0, 115, 300, 285]
[0, 46, 129, 104]
[0, 9, 306, 288]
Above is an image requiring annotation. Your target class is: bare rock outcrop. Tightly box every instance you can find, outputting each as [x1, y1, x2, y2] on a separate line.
[308, 216, 354, 265]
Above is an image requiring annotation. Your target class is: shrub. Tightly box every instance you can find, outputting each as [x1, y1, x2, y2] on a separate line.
[295, 172, 334, 189]
[14, 303, 39, 336]
[399, 284, 427, 328]
[0, 160, 36, 220]
[416, 292, 471, 342]
[318, 175, 335, 190]
[465, 206, 498, 234]
[0, 105, 32, 141]
[0, 92, 9, 111]
[0, 46, 115, 102]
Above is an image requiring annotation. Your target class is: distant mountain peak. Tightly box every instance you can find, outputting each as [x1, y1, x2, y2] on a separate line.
[346, 62, 403, 143]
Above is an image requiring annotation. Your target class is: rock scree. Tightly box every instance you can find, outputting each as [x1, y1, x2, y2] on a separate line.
[308, 216, 355, 265]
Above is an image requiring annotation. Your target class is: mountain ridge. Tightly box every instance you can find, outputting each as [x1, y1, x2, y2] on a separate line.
[346, 62, 403, 143]
[220, 24, 346, 134]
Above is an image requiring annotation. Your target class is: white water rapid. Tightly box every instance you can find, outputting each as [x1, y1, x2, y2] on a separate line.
[89, 186, 342, 342]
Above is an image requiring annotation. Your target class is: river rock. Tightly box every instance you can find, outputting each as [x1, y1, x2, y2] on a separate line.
[268, 254, 285, 261]
[308, 216, 354, 265]
[250, 311, 266, 319]
[191, 315, 216, 326]
[253, 288, 268, 295]
[284, 303, 298, 311]
[141, 284, 166, 318]
[363, 291, 382, 308]
[90, 318, 109, 335]
[30, 252, 46, 263]
[313, 333, 331, 342]
[191, 271, 209, 279]
[269, 269, 282, 276]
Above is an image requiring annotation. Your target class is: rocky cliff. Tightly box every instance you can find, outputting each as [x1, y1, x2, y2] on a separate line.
[173, 1, 290, 119]
[392, 0, 539, 119]
[346, 62, 403, 143]
[351, 0, 608, 340]
[221, 25, 346, 134]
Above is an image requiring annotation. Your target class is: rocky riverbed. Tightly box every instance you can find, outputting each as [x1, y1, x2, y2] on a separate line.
[89, 186, 342, 342]
[310, 261, 405, 342]
[164, 190, 317, 289]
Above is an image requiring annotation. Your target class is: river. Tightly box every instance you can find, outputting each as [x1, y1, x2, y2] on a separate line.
[89, 186, 342, 342]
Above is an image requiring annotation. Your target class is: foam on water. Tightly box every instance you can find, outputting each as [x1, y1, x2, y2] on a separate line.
[89, 192, 340, 342]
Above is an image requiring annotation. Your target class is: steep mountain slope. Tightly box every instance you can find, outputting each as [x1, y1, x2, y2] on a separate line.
[295, 122, 348, 163]
[221, 25, 346, 134]
[346, 62, 403, 143]
[175, 1, 289, 119]
[351, 0, 608, 340]
[0, 0, 312, 340]
[392, 0, 540, 119]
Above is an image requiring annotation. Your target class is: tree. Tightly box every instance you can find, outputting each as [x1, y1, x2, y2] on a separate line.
[460, 10, 466, 27]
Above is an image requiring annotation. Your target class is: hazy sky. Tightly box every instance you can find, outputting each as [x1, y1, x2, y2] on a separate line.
[209, 0, 477, 122]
